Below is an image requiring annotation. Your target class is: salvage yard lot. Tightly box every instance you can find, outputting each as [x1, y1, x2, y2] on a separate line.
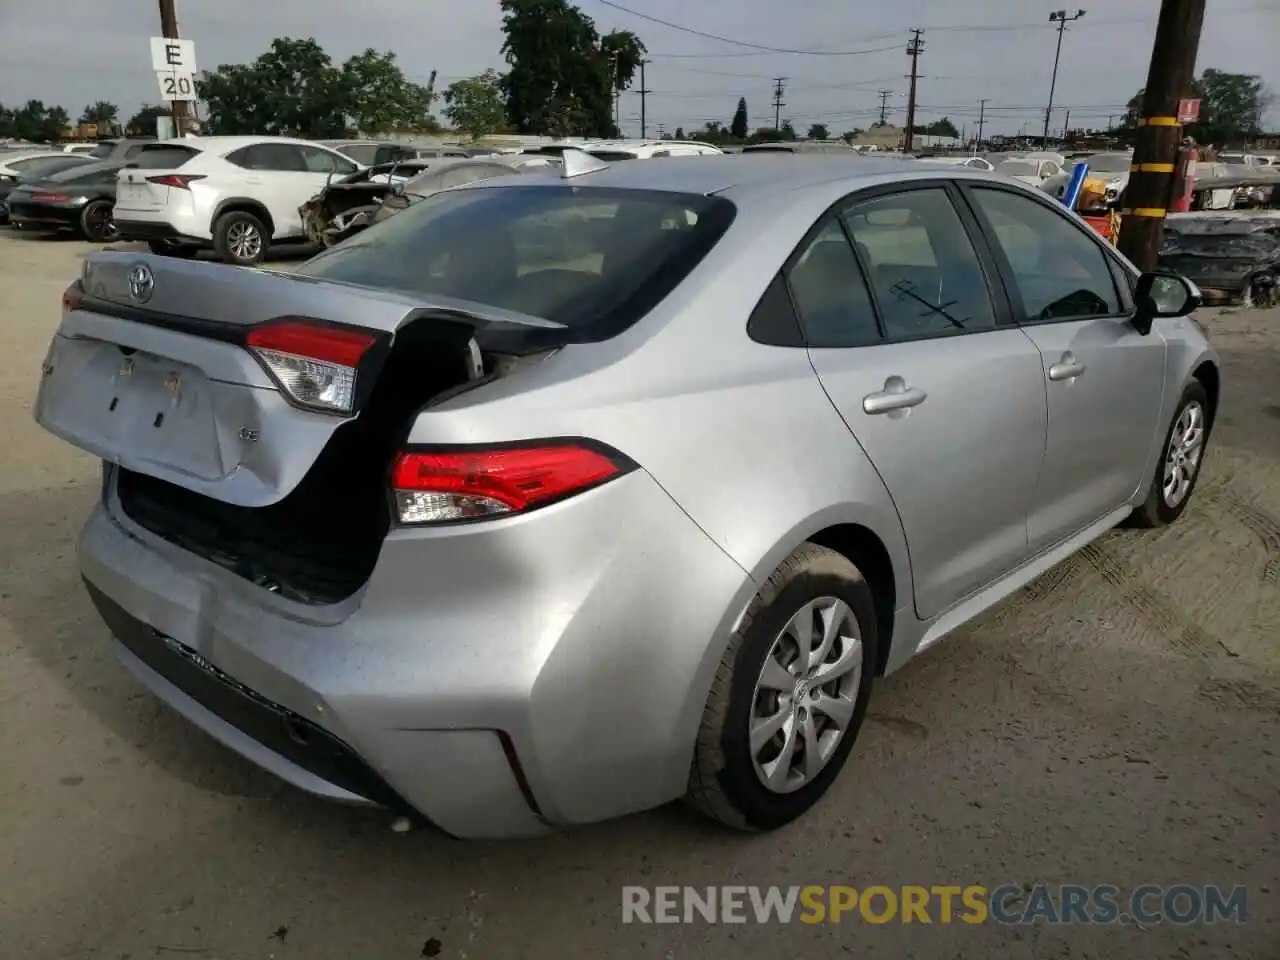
[0, 229, 1277, 959]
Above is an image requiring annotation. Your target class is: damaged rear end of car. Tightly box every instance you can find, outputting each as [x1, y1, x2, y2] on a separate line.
[33, 180, 749, 837]
[38, 251, 568, 605]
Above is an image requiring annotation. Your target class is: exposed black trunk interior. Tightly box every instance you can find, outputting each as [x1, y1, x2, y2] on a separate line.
[116, 323, 481, 605]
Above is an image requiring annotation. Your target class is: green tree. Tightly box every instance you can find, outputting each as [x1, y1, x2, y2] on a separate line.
[79, 101, 119, 128]
[444, 70, 508, 140]
[924, 117, 960, 138]
[126, 104, 171, 136]
[1122, 70, 1270, 146]
[730, 98, 748, 140]
[840, 129, 863, 142]
[198, 37, 348, 137]
[10, 100, 69, 141]
[807, 122, 829, 140]
[779, 120, 797, 141]
[499, 0, 646, 137]
[342, 49, 434, 134]
[0, 103, 14, 137]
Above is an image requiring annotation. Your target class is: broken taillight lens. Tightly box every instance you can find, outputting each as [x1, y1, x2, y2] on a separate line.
[391, 442, 632, 525]
[246, 320, 379, 414]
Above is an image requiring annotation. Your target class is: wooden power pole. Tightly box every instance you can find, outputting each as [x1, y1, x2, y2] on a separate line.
[638, 60, 650, 139]
[158, 0, 191, 136]
[1116, 0, 1207, 272]
[903, 30, 924, 153]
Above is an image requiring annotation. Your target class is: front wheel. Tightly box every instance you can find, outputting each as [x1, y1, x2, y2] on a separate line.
[684, 543, 879, 831]
[212, 210, 268, 266]
[79, 200, 119, 243]
[1128, 380, 1211, 528]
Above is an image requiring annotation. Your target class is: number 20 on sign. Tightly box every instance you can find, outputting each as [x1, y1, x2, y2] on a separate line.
[156, 71, 197, 102]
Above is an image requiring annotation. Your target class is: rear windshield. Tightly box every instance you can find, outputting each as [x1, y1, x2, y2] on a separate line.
[46, 160, 125, 182]
[132, 144, 199, 168]
[10, 155, 93, 177]
[1086, 154, 1130, 173]
[89, 140, 119, 158]
[295, 185, 736, 338]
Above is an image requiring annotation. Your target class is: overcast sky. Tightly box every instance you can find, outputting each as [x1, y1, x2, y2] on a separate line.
[2, 0, 1277, 136]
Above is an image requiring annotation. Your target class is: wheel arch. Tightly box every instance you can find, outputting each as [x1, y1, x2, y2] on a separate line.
[212, 198, 275, 237]
[1191, 359, 1220, 428]
[741, 506, 911, 677]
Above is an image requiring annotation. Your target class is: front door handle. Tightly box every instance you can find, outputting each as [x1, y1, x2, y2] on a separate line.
[863, 376, 928, 415]
[1048, 352, 1087, 381]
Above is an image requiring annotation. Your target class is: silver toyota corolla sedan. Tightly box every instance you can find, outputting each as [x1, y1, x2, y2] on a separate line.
[34, 151, 1219, 838]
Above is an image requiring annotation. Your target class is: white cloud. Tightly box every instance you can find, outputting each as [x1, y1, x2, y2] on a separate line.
[1, 0, 1276, 134]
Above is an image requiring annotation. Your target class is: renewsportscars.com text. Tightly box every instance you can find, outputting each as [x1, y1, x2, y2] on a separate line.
[621, 884, 1248, 925]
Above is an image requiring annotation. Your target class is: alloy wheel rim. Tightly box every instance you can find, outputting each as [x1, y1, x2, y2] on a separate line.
[1163, 401, 1205, 508]
[227, 222, 262, 261]
[749, 596, 862, 794]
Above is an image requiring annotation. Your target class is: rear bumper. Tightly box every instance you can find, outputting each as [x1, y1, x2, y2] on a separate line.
[114, 219, 207, 247]
[8, 201, 83, 229]
[77, 467, 753, 837]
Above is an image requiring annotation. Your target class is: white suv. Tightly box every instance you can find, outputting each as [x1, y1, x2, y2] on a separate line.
[113, 136, 361, 265]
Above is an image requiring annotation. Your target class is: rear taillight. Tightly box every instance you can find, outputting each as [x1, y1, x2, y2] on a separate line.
[246, 320, 380, 415]
[391, 442, 632, 524]
[146, 174, 205, 189]
[62, 282, 84, 312]
[31, 192, 69, 202]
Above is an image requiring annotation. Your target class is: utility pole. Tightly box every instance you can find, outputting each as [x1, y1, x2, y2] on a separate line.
[1043, 9, 1085, 147]
[1117, 0, 1207, 271]
[975, 98, 988, 154]
[903, 29, 924, 152]
[637, 60, 651, 139]
[1062, 108, 1071, 138]
[772, 77, 787, 131]
[877, 90, 892, 126]
[157, 0, 191, 136]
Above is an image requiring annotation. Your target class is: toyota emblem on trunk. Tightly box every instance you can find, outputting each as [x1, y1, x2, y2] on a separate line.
[128, 264, 155, 303]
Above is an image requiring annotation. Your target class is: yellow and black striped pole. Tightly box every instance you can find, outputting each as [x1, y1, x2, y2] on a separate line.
[1116, 0, 1206, 272]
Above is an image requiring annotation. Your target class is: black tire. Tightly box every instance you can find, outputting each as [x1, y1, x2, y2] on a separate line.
[79, 199, 118, 243]
[685, 543, 879, 831]
[147, 240, 197, 259]
[212, 210, 268, 266]
[1128, 380, 1211, 529]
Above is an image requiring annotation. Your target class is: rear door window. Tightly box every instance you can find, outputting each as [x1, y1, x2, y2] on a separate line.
[841, 188, 998, 339]
[293, 185, 736, 337]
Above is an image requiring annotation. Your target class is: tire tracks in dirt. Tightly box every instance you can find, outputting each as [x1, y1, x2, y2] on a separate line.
[1218, 490, 1280, 585]
[1078, 543, 1226, 660]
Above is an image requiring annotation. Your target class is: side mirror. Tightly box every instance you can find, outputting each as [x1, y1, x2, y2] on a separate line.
[1133, 271, 1202, 335]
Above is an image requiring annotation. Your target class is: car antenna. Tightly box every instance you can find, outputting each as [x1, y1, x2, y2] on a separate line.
[559, 147, 609, 180]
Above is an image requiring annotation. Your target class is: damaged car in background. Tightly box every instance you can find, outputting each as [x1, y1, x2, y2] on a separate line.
[1159, 212, 1280, 308]
[301, 155, 558, 246]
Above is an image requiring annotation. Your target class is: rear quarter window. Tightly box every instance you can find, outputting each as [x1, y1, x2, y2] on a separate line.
[293, 185, 737, 341]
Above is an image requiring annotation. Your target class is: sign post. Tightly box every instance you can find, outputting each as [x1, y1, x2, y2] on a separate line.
[150, 37, 198, 135]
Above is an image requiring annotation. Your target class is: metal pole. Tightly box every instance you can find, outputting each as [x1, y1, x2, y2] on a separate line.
[638, 60, 649, 139]
[975, 99, 987, 155]
[904, 30, 924, 153]
[1043, 10, 1085, 147]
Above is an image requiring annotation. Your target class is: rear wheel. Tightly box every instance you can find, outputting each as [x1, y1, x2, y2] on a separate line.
[685, 543, 878, 831]
[79, 200, 118, 243]
[1128, 380, 1211, 528]
[213, 210, 268, 266]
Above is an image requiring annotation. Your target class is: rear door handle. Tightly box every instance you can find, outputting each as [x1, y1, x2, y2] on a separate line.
[1048, 352, 1086, 381]
[863, 376, 928, 415]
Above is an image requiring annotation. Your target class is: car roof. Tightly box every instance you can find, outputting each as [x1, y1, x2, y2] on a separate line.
[486, 152, 948, 200]
[186, 135, 344, 151]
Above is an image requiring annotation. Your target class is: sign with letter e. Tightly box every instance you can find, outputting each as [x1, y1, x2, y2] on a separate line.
[150, 37, 197, 73]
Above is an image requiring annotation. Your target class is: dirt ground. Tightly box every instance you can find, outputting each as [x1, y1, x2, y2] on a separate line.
[0, 230, 1276, 960]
